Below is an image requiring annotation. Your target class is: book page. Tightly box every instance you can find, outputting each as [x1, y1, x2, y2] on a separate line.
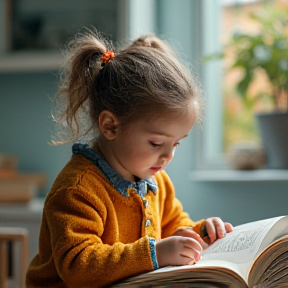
[199, 216, 288, 280]
[202, 216, 286, 264]
[248, 235, 288, 287]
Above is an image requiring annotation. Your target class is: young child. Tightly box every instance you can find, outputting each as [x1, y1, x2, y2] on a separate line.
[26, 30, 233, 288]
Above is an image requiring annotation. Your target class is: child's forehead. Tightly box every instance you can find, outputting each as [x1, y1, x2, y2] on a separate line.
[146, 105, 196, 125]
[133, 109, 196, 135]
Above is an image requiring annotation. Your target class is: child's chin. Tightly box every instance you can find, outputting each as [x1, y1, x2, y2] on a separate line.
[148, 169, 161, 176]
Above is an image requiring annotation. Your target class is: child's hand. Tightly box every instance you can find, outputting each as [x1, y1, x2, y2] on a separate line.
[172, 227, 208, 250]
[156, 236, 202, 267]
[201, 217, 233, 245]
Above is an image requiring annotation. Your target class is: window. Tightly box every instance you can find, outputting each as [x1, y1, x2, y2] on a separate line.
[199, 0, 288, 169]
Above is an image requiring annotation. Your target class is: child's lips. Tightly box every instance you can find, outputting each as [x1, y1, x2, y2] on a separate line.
[150, 166, 162, 172]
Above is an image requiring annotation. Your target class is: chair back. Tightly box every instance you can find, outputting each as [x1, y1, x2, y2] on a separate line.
[0, 227, 29, 288]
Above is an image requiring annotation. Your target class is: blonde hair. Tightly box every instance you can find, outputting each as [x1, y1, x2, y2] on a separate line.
[52, 28, 203, 144]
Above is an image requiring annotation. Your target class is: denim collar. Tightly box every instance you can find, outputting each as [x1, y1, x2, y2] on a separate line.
[72, 142, 158, 198]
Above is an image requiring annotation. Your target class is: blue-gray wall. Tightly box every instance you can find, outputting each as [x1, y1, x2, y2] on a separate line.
[0, 72, 71, 197]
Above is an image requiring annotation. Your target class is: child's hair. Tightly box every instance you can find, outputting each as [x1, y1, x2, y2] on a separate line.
[52, 28, 203, 144]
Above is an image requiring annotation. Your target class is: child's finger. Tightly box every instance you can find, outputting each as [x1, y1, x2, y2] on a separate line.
[204, 219, 233, 245]
[174, 228, 208, 250]
[206, 218, 225, 243]
[180, 237, 203, 261]
[214, 218, 227, 240]
[224, 222, 234, 233]
[204, 219, 216, 244]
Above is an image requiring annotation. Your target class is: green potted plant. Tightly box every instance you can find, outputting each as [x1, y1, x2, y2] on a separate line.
[210, 3, 288, 168]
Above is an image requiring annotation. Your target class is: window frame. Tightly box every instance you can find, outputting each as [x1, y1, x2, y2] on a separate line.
[192, 0, 229, 170]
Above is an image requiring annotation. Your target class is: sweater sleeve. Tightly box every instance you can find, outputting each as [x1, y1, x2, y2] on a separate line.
[45, 186, 155, 288]
[157, 171, 205, 239]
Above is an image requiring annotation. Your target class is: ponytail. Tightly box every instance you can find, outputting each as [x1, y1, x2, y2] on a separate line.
[53, 29, 114, 144]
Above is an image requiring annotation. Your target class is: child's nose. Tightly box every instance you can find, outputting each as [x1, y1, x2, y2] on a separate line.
[160, 148, 175, 162]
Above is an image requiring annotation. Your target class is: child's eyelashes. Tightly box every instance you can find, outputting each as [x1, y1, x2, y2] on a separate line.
[149, 141, 180, 148]
[150, 141, 164, 147]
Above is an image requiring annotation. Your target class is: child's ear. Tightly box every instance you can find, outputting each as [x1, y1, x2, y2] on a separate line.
[98, 110, 119, 140]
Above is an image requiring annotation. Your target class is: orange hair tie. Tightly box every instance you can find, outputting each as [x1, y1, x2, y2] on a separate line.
[101, 50, 116, 64]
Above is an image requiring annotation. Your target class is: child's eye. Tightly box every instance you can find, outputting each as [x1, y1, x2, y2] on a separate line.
[150, 141, 164, 147]
[174, 142, 180, 147]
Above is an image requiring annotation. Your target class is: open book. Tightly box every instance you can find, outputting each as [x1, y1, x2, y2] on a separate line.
[113, 215, 288, 288]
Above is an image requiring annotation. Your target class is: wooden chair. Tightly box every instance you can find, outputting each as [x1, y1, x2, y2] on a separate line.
[0, 227, 29, 288]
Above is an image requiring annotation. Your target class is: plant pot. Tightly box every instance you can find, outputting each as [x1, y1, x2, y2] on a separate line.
[255, 112, 288, 169]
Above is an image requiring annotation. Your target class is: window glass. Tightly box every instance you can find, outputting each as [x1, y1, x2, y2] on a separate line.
[203, 0, 288, 166]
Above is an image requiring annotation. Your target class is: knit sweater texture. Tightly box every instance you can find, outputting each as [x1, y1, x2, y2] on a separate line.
[26, 146, 204, 288]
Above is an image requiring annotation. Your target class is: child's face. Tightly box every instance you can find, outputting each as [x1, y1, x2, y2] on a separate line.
[109, 106, 196, 182]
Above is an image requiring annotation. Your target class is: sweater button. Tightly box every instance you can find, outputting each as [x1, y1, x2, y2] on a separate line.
[143, 199, 149, 208]
[145, 219, 151, 227]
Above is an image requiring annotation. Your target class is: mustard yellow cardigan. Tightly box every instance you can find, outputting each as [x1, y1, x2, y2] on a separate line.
[26, 147, 205, 288]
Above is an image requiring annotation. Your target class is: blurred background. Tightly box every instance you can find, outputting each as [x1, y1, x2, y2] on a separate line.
[1, 0, 288, 260]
